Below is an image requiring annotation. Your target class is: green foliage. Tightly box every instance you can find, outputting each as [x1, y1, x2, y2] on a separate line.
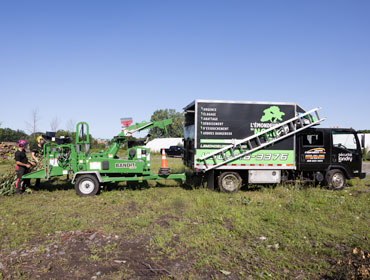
[357, 130, 370, 133]
[0, 161, 43, 196]
[0, 127, 45, 148]
[0, 126, 105, 150]
[0, 170, 16, 196]
[362, 147, 370, 161]
[0, 128, 28, 142]
[149, 109, 183, 138]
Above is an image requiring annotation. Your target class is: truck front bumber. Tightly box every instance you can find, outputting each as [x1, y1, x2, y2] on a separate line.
[357, 172, 366, 179]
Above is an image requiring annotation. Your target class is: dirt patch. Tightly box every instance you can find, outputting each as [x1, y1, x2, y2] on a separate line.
[0, 230, 185, 279]
[128, 201, 138, 213]
[223, 217, 234, 231]
[324, 246, 370, 280]
[351, 188, 370, 197]
[154, 215, 179, 228]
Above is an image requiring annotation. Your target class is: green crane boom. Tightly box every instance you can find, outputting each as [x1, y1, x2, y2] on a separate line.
[106, 119, 172, 157]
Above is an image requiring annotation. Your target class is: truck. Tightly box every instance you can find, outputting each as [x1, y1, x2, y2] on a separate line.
[183, 100, 366, 192]
[165, 146, 184, 157]
[23, 119, 186, 196]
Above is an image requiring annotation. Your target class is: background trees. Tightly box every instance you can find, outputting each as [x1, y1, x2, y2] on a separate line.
[149, 109, 183, 138]
[0, 108, 184, 146]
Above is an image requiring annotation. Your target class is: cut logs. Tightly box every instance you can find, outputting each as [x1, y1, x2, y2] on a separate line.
[0, 142, 17, 160]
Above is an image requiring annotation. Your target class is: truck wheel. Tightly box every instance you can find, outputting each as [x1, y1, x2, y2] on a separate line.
[75, 174, 100, 196]
[218, 172, 242, 193]
[326, 169, 346, 190]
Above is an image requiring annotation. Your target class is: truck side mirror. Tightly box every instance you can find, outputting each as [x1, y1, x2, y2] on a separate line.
[361, 134, 365, 149]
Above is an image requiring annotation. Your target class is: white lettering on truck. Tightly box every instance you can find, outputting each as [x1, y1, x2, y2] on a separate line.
[338, 153, 352, 162]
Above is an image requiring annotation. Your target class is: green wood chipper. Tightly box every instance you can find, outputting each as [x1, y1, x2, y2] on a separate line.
[23, 119, 185, 196]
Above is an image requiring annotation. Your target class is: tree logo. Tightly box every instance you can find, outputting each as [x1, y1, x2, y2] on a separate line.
[260, 106, 285, 123]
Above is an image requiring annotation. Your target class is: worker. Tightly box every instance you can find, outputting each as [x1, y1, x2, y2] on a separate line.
[31, 136, 46, 188]
[14, 140, 35, 194]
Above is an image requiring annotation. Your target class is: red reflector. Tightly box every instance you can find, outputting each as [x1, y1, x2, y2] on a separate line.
[120, 118, 133, 128]
[46, 169, 48, 173]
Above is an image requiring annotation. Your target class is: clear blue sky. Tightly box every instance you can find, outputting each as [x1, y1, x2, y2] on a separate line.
[0, 0, 369, 139]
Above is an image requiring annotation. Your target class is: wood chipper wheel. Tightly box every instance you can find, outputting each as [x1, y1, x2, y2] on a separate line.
[75, 174, 100, 196]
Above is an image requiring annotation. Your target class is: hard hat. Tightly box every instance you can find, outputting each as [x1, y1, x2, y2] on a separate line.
[17, 140, 27, 147]
[37, 136, 43, 143]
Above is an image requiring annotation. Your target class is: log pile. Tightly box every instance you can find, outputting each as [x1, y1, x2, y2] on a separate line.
[0, 142, 17, 160]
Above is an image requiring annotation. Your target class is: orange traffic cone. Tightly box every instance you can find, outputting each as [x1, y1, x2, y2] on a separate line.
[158, 148, 170, 176]
[161, 148, 168, 168]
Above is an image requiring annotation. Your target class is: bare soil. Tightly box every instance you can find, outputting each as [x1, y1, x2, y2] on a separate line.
[2, 226, 368, 279]
[0, 230, 191, 279]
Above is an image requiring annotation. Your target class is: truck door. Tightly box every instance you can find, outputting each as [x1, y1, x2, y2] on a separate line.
[298, 129, 330, 171]
[331, 129, 362, 178]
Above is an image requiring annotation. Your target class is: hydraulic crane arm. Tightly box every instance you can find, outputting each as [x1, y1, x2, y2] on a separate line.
[121, 119, 172, 137]
[105, 119, 173, 157]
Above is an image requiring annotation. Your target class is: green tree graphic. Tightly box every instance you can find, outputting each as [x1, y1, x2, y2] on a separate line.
[260, 106, 285, 123]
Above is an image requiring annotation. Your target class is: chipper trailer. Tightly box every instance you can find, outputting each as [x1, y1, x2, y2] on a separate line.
[183, 100, 366, 192]
[23, 119, 186, 196]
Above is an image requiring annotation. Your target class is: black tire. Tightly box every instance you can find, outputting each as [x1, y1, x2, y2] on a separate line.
[75, 174, 100, 196]
[326, 169, 346, 190]
[218, 172, 242, 193]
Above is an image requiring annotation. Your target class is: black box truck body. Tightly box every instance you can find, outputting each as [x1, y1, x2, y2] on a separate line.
[183, 100, 365, 191]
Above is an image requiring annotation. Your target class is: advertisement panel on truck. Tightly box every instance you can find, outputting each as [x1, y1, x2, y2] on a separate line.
[194, 101, 297, 168]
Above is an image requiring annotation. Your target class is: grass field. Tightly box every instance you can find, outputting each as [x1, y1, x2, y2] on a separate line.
[0, 156, 369, 279]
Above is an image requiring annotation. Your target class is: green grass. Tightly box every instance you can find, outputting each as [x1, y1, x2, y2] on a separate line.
[0, 157, 369, 279]
[0, 159, 13, 174]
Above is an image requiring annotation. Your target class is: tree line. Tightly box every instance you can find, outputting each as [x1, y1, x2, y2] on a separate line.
[0, 108, 184, 146]
[0, 127, 107, 150]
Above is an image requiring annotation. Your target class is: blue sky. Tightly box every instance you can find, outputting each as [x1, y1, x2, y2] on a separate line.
[0, 0, 369, 139]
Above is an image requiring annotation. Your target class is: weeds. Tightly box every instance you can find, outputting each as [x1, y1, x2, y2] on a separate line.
[362, 147, 370, 161]
[0, 170, 16, 196]
[0, 158, 369, 279]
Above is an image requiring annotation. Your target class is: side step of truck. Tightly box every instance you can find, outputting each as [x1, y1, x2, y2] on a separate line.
[197, 107, 326, 172]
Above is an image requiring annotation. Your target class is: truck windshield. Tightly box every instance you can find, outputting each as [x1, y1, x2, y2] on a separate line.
[332, 131, 358, 151]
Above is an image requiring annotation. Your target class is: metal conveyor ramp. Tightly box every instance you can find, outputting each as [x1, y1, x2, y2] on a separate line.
[197, 107, 326, 172]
